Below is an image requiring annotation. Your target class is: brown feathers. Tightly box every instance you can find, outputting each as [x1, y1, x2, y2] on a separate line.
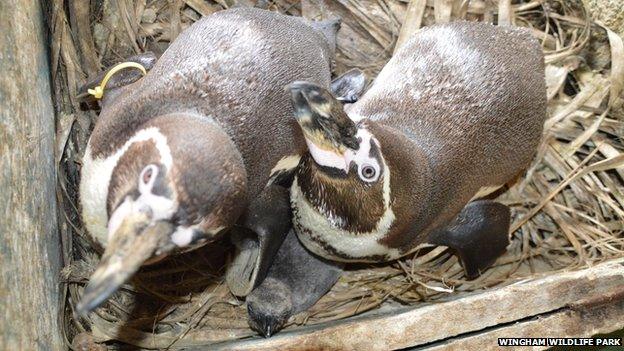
[296, 154, 386, 233]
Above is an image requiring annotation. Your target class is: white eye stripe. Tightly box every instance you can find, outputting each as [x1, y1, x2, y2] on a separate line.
[345, 129, 382, 182]
[305, 139, 349, 172]
[303, 127, 384, 182]
[135, 164, 176, 222]
[171, 226, 195, 247]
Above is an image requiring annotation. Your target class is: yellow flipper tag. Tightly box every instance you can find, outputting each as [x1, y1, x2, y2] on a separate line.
[87, 61, 147, 99]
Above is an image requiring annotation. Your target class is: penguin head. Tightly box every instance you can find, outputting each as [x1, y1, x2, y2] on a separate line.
[288, 81, 385, 183]
[288, 82, 436, 261]
[78, 113, 247, 315]
[287, 82, 396, 260]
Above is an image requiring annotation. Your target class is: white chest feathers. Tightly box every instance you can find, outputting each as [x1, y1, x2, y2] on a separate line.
[79, 128, 173, 246]
[290, 170, 401, 262]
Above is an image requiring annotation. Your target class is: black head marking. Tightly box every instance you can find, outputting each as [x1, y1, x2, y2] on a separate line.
[107, 140, 172, 216]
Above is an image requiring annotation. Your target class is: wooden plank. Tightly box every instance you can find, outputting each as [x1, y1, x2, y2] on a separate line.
[211, 258, 624, 351]
[0, 0, 63, 350]
[427, 297, 624, 350]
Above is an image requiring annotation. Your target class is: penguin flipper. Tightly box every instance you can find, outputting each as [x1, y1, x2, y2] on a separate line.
[247, 229, 343, 337]
[226, 184, 291, 297]
[429, 200, 511, 279]
[77, 52, 158, 102]
[331, 68, 367, 103]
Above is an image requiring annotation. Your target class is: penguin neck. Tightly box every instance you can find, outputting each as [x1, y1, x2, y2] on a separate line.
[363, 120, 481, 252]
[354, 113, 454, 199]
[362, 121, 444, 250]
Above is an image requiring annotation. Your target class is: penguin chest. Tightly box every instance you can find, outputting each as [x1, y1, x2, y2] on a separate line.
[290, 177, 401, 262]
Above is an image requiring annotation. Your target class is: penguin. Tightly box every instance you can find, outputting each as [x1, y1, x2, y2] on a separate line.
[76, 7, 366, 316]
[245, 21, 546, 331]
[288, 20, 546, 267]
[246, 229, 343, 337]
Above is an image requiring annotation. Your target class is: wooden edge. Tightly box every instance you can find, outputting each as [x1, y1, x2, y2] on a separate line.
[0, 0, 63, 349]
[427, 293, 624, 350]
[210, 258, 624, 351]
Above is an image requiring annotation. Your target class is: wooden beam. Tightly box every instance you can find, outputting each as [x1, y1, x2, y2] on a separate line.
[0, 0, 63, 349]
[211, 259, 624, 350]
[427, 298, 624, 350]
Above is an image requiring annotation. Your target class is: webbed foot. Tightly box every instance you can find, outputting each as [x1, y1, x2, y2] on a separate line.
[430, 200, 511, 279]
[226, 184, 291, 297]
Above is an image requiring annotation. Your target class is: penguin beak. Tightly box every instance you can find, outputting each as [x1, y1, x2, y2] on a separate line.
[287, 81, 359, 171]
[76, 213, 174, 316]
[288, 81, 333, 120]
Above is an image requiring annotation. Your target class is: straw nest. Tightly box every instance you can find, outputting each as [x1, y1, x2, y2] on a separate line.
[50, 0, 624, 349]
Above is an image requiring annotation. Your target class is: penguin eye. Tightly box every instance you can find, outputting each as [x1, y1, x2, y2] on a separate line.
[141, 165, 157, 185]
[359, 164, 378, 182]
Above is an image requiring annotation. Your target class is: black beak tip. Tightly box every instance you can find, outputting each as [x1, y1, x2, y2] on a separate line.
[247, 301, 288, 338]
[76, 288, 105, 318]
[256, 316, 281, 338]
[262, 326, 273, 338]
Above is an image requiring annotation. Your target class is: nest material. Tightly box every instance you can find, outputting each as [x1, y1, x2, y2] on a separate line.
[51, 0, 624, 349]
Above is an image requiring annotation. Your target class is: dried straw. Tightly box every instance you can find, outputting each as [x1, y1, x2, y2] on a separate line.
[49, 0, 624, 349]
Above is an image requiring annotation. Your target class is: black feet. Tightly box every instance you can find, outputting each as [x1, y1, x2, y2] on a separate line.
[331, 68, 367, 103]
[430, 200, 511, 279]
[226, 184, 291, 297]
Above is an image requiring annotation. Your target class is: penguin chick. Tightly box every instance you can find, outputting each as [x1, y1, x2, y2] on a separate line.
[77, 8, 345, 315]
[287, 21, 547, 275]
[246, 278, 293, 338]
[246, 229, 342, 337]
